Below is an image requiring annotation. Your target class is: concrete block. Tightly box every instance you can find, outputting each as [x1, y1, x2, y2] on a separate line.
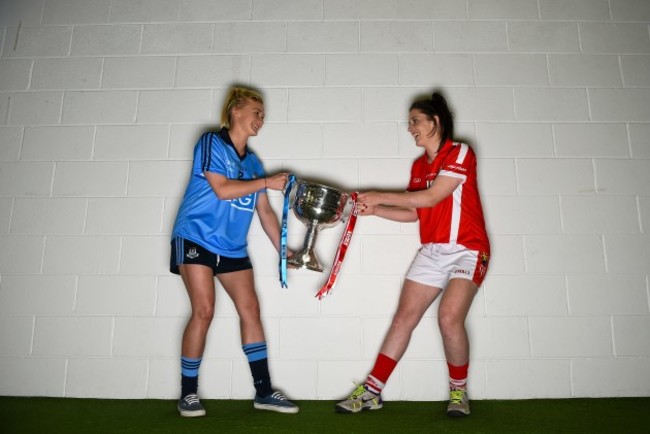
[475, 123, 554, 158]
[554, 123, 629, 158]
[175, 55, 250, 88]
[168, 124, 206, 159]
[595, 159, 650, 195]
[0, 198, 11, 232]
[326, 54, 397, 86]
[94, 125, 170, 160]
[113, 317, 185, 357]
[252, 0, 323, 20]
[435, 22, 507, 52]
[110, 0, 180, 23]
[470, 316, 530, 359]
[611, 0, 650, 21]
[323, 123, 397, 158]
[568, 275, 648, 315]
[0, 59, 31, 90]
[508, 22, 580, 53]
[213, 22, 287, 53]
[0, 127, 23, 161]
[102, 56, 175, 89]
[282, 158, 358, 191]
[486, 359, 571, 399]
[7, 91, 63, 125]
[0, 1, 46, 26]
[53, 162, 128, 196]
[444, 87, 515, 121]
[253, 275, 320, 316]
[22, 126, 94, 160]
[86, 198, 164, 235]
[561, 196, 640, 234]
[280, 317, 363, 359]
[0, 316, 34, 356]
[515, 88, 589, 121]
[524, 235, 606, 273]
[468, 0, 539, 19]
[127, 161, 190, 197]
[475, 54, 548, 86]
[248, 123, 323, 159]
[66, 358, 148, 398]
[0, 162, 53, 196]
[517, 159, 595, 195]
[573, 358, 650, 397]
[0, 235, 44, 273]
[0, 357, 65, 397]
[539, 0, 610, 20]
[137, 90, 212, 123]
[251, 54, 324, 86]
[267, 361, 317, 399]
[549, 54, 622, 86]
[613, 315, 650, 356]
[0, 275, 76, 314]
[358, 158, 413, 190]
[319, 275, 401, 316]
[324, 0, 395, 19]
[43, 0, 110, 25]
[581, 23, 650, 54]
[11, 197, 86, 234]
[120, 235, 171, 275]
[486, 235, 525, 274]
[33, 316, 113, 357]
[362, 87, 420, 122]
[399, 54, 474, 86]
[70, 25, 141, 56]
[479, 159, 517, 195]
[3, 26, 72, 58]
[361, 21, 433, 52]
[180, 0, 253, 21]
[361, 234, 421, 275]
[590, 88, 650, 122]
[288, 22, 359, 53]
[42, 235, 121, 274]
[397, 0, 468, 19]
[76, 275, 156, 315]
[62, 91, 137, 124]
[530, 316, 613, 358]
[621, 55, 650, 86]
[485, 275, 568, 315]
[483, 196, 561, 234]
[141, 24, 213, 55]
[641, 197, 650, 235]
[400, 360, 452, 401]
[288, 88, 360, 122]
[604, 234, 650, 273]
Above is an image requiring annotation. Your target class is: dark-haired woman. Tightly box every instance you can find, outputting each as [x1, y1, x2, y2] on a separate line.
[335, 93, 490, 417]
[171, 86, 298, 416]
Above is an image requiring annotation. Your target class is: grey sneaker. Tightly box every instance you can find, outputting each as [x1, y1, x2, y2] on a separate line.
[446, 388, 470, 417]
[177, 393, 206, 417]
[335, 384, 383, 413]
[254, 391, 299, 414]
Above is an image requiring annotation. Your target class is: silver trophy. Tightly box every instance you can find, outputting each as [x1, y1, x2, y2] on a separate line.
[287, 180, 350, 272]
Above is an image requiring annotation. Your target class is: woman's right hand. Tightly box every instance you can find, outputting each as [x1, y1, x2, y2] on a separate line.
[264, 172, 290, 191]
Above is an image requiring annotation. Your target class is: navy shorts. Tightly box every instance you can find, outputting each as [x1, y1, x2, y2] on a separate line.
[170, 238, 252, 276]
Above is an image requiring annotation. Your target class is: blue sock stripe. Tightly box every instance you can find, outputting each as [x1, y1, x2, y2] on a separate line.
[181, 356, 202, 377]
[243, 342, 267, 362]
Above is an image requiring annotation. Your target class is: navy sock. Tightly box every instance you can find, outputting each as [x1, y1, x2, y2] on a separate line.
[180, 356, 202, 398]
[243, 342, 272, 398]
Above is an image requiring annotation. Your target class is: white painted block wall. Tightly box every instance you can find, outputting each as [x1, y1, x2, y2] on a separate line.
[1, 0, 649, 400]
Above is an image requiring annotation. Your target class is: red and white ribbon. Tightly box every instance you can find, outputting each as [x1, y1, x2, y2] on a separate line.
[315, 192, 359, 300]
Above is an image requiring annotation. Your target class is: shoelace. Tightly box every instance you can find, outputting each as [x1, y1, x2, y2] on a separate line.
[450, 390, 464, 404]
[349, 385, 367, 399]
[184, 394, 200, 405]
[270, 391, 288, 401]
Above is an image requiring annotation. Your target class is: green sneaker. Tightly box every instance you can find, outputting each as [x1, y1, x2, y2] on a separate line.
[335, 384, 383, 413]
[177, 393, 206, 417]
[446, 388, 470, 417]
[254, 391, 299, 414]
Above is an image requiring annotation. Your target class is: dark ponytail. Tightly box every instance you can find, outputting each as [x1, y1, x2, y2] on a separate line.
[410, 92, 454, 149]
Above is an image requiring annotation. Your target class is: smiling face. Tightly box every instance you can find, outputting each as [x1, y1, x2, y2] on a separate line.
[231, 99, 265, 137]
[407, 108, 438, 148]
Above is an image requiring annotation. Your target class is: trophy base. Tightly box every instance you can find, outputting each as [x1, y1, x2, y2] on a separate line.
[287, 251, 323, 273]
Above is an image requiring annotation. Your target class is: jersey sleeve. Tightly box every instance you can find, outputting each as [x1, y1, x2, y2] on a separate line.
[197, 133, 228, 176]
[439, 143, 474, 183]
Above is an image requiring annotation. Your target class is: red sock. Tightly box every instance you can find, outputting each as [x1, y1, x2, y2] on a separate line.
[365, 353, 397, 394]
[448, 362, 468, 389]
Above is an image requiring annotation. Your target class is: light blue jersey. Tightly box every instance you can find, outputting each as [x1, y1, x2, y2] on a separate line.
[172, 129, 265, 257]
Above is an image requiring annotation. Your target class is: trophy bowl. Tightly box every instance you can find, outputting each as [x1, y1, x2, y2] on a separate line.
[287, 180, 349, 272]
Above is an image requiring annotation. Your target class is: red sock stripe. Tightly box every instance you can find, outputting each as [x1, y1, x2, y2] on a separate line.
[370, 353, 398, 385]
[447, 362, 469, 381]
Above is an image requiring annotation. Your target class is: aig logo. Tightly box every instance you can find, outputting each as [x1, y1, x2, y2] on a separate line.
[231, 194, 255, 213]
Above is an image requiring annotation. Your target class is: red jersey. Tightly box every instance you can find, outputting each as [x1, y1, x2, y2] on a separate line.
[408, 140, 490, 253]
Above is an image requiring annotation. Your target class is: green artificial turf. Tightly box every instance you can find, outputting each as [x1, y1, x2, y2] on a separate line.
[2, 397, 647, 434]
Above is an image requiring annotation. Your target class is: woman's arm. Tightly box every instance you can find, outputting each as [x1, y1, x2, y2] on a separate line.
[360, 204, 418, 222]
[359, 174, 462, 210]
[204, 172, 288, 201]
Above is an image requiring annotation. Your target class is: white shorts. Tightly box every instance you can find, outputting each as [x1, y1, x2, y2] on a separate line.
[405, 243, 489, 289]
